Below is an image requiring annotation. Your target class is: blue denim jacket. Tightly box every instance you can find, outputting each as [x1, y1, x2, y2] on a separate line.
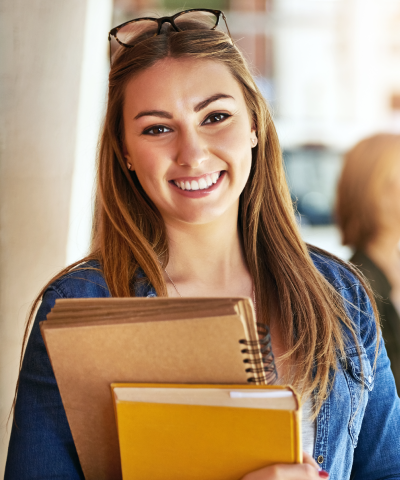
[5, 252, 400, 480]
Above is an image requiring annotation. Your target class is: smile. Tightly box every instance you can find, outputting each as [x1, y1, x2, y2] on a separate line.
[171, 172, 222, 191]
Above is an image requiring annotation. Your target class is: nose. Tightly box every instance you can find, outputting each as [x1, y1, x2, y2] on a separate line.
[175, 129, 209, 168]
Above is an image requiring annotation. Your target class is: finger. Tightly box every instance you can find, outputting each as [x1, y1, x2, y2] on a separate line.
[302, 451, 320, 470]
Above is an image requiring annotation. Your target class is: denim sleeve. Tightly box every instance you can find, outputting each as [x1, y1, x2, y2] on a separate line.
[4, 288, 84, 480]
[350, 284, 400, 480]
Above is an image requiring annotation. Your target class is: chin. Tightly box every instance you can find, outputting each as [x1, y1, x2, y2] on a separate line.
[169, 206, 230, 225]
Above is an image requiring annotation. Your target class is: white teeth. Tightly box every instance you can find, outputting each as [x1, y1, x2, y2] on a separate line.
[173, 172, 222, 191]
[198, 178, 208, 190]
[211, 172, 219, 183]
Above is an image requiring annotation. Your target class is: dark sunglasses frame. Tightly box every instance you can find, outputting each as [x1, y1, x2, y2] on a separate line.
[108, 8, 231, 63]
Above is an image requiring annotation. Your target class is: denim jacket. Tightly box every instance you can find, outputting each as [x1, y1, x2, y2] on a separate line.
[5, 252, 400, 480]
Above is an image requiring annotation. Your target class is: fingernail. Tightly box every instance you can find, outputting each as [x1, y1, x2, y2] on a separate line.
[318, 471, 329, 478]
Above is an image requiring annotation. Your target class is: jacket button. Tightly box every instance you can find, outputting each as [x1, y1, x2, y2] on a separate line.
[317, 455, 324, 464]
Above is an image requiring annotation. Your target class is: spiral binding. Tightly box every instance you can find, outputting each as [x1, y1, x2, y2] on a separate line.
[239, 322, 277, 384]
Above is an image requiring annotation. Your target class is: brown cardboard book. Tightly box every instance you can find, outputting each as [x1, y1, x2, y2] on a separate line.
[40, 297, 275, 480]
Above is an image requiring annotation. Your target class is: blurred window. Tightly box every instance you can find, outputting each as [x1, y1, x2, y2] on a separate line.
[283, 146, 343, 226]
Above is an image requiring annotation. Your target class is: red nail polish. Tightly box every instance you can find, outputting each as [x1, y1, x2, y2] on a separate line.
[318, 471, 329, 478]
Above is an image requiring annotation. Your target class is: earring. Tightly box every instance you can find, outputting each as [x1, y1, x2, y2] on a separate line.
[127, 163, 132, 170]
[251, 138, 257, 147]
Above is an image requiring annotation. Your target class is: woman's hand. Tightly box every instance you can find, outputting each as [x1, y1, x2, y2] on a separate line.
[241, 452, 329, 479]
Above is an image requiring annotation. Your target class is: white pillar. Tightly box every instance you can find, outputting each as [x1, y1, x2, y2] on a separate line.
[66, 0, 112, 264]
[0, 0, 111, 475]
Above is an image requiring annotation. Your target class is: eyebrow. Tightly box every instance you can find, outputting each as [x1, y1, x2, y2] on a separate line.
[133, 93, 235, 120]
[194, 93, 234, 113]
[134, 110, 173, 120]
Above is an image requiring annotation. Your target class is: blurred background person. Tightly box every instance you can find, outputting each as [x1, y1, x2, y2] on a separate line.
[336, 133, 400, 392]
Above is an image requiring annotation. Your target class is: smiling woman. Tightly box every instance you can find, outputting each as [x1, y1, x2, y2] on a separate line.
[5, 8, 400, 480]
[123, 58, 255, 223]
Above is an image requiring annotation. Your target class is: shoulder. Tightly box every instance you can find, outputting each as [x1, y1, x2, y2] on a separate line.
[46, 260, 111, 299]
[309, 248, 362, 294]
[309, 247, 376, 348]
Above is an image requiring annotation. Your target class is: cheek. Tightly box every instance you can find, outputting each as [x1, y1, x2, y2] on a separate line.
[214, 121, 252, 171]
[128, 153, 171, 209]
[130, 146, 167, 186]
[226, 120, 251, 150]
[238, 151, 253, 193]
[227, 129, 253, 179]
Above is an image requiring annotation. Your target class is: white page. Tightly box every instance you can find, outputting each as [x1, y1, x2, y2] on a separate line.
[113, 387, 296, 411]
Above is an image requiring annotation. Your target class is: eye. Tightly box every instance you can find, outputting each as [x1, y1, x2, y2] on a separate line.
[203, 113, 231, 125]
[143, 125, 172, 136]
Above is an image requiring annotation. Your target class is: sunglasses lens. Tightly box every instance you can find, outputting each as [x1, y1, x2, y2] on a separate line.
[111, 19, 159, 62]
[116, 19, 159, 46]
[174, 11, 219, 31]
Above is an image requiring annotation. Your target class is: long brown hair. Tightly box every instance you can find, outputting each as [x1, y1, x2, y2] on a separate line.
[16, 28, 379, 418]
[337, 133, 400, 250]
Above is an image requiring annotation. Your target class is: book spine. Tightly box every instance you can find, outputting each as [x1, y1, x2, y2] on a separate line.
[239, 323, 277, 385]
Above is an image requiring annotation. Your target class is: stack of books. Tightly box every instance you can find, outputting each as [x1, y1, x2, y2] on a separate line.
[41, 297, 300, 480]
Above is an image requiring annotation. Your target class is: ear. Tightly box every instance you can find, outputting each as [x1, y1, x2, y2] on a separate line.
[251, 123, 258, 148]
[123, 145, 134, 171]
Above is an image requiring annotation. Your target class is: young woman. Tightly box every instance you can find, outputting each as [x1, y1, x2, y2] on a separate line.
[337, 133, 400, 393]
[5, 9, 400, 480]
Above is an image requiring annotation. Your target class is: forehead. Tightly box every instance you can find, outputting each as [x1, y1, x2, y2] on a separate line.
[123, 57, 245, 112]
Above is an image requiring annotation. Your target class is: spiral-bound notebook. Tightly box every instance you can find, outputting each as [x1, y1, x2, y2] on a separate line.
[41, 297, 276, 480]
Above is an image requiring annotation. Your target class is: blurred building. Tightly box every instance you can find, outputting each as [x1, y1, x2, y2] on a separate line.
[273, 0, 400, 257]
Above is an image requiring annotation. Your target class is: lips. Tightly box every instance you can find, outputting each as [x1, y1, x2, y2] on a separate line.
[171, 171, 222, 191]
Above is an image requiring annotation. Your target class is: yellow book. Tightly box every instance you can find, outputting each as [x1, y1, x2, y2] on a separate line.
[111, 383, 301, 480]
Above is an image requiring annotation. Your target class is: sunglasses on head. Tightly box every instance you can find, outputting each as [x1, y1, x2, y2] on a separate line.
[108, 8, 231, 64]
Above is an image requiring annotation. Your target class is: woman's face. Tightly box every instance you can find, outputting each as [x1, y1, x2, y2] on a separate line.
[123, 57, 256, 226]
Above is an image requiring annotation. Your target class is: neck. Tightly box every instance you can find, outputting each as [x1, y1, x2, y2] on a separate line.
[163, 204, 252, 297]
